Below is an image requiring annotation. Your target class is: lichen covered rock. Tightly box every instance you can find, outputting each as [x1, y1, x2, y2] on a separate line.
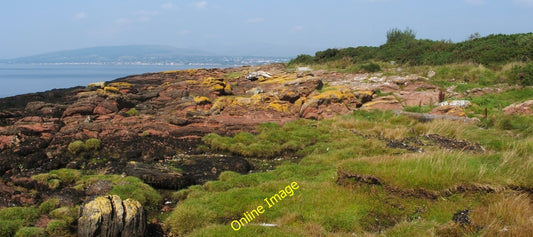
[78, 195, 145, 237]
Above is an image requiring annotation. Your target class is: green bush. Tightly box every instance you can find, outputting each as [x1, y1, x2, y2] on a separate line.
[509, 63, 533, 86]
[360, 62, 381, 73]
[289, 31, 533, 66]
[15, 227, 46, 237]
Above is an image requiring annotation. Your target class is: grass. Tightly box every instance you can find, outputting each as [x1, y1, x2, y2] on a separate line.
[164, 107, 533, 236]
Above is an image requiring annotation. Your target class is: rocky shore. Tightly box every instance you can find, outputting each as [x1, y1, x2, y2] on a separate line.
[1, 63, 521, 235]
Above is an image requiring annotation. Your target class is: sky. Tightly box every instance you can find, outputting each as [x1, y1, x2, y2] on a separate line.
[1, 0, 532, 58]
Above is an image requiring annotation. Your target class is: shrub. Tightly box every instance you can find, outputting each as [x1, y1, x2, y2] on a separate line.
[509, 63, 533, 86]
[14, 227, 46, 237]
[360, 62, 381, 73]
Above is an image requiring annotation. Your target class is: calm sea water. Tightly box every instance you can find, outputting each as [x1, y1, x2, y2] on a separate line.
[0, 64, 221, 98]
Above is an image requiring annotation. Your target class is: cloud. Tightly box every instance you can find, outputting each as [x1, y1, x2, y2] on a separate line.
[75, 12, 87, 20]
[246, 18, 264, 24]
[179, 30, 190, 36]
[464, 0, 485, 5]
[194, 1, 208, 9]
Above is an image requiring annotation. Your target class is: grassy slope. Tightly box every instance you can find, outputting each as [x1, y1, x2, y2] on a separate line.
[165, 105, 533, 236]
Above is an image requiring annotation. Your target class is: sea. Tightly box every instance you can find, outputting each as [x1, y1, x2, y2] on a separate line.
[0, 63, 230, 99]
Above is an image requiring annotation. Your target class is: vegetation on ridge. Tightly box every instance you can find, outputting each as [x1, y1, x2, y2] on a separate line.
[290, 29, 533, 66]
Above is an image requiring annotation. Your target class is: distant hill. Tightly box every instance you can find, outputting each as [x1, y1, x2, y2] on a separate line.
[2, 45, 217, 64]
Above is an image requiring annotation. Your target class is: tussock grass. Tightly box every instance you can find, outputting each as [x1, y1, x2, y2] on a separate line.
[338, 152, 507, 191]
[165, 109, 533, 236]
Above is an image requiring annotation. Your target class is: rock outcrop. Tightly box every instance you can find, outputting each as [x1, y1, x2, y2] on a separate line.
[503, 100, 533, 116]
[78, 195, 145, 237]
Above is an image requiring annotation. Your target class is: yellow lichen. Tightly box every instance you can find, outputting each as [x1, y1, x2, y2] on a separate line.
[193, 96, 211, 104]
[268, 101, 290, 113]
[202, 77, 227, 92]
[103, 86, 120, 93]
[224, 84, 232, 94]
[108, 82, 132, 88]
[186, 80, 198, 85]
[313, 89, 355, 102]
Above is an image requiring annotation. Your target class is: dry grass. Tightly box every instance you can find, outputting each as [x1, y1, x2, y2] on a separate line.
[471, 192, 533, 236]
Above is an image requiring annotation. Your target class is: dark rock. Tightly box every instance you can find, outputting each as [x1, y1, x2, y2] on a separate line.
[124, 162, 194, 190]
[85, 180, 113, 196]
[452, 209, 471, 226]
[78, 195, 146, 237]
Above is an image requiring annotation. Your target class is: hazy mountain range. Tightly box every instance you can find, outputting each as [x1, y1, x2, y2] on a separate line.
[1, 45, 290, 65]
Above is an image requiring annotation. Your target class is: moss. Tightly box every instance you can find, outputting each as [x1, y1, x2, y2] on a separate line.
[39, 198, 61, 214]
[32, 169, 82, 189]
[0, 207, 40, 226]
[50, 207, 78, 224]
[76, 175, 161, 209]
[126, 108, 138, 116]
[14, 227, 46, 237]
[0, 220, 23, 237]
[67, 140, 86, 154]
[84, 138, 101, 150]
[46, 220, 71, 237]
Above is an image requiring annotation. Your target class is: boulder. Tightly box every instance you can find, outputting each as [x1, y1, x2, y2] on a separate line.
[396, 91, 440, 106]
[78, 195, 146, 237]
[430, 105, 466, 117]
[245, 71, 272, 81]
[124, 162, 194, 190]
[503, 100, 533, 116]
[361, 96, 403, 111]
[438, 100, 472, 108]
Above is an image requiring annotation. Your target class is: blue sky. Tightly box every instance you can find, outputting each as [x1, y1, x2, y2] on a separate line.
[1, 0, 532, 58]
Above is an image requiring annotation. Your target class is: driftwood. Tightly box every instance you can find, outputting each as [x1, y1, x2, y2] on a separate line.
[393, 111, 479, 123]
